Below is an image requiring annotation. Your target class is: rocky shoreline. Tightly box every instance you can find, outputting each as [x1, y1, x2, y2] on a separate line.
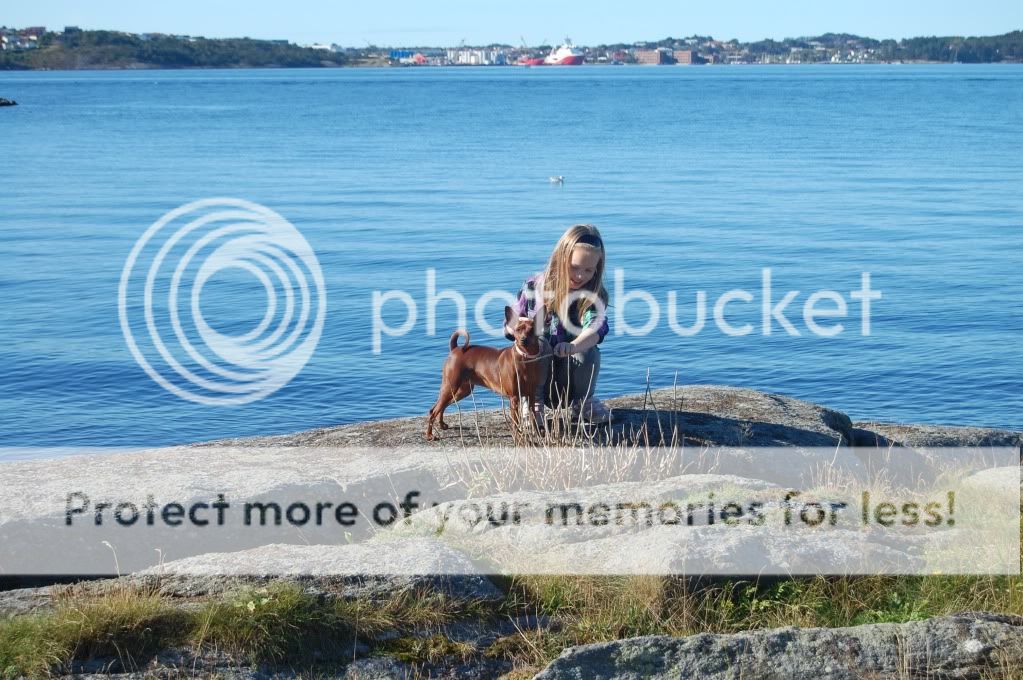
[195, 384, 1022, 450]
[0, 384, 1019, 679]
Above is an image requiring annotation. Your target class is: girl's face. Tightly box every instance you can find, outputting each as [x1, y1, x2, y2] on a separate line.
[568, 246, 602, 290]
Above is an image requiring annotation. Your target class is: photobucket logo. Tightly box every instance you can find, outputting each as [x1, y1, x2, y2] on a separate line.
[118, 198, 326, 405]
[371, 268, 881, 353]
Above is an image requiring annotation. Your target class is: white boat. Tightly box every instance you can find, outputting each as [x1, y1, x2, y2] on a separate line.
[544, 39, 584, 65]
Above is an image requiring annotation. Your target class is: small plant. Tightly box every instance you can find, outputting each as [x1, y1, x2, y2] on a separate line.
[375, 634, 476, 664]
[0, 580, 495, 678]
[0, 581, 187, 679]
[195, 582, 373, 664]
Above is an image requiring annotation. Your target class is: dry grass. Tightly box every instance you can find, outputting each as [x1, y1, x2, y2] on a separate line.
[440, 372, 712, 496]
[485, 570, 1023, 676]
[4, 372, 1018, 677]
[0, 580, 187, 678]
[434, 373, 1023, 675]
[0, 581, 493, 678]
[4, 567, 1022, 678]
[374, 634, 477, 665]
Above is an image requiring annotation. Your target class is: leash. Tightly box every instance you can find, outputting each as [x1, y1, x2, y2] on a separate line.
[510, 315, 553, 364]
[514, 343, 551, 363]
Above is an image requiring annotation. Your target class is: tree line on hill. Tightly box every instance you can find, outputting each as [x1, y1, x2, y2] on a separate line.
[1, 28, 1021, 69]
[0, 29, 345, 69]
[630, 31, 1023, 63]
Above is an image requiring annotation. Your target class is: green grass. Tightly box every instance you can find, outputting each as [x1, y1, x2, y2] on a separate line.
[3, 572, 1023, 679]
[375, 634, 476, 665]
[194, 584, 356, 664]
[435, 385, 1023, 677]
[0, 581, 490, 679]
[0, 582, 188, 678]
[486, 572, 1023, 677]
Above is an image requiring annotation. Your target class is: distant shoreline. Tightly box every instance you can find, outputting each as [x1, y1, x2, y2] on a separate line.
[5, 60, 1023, 74]
[2, 28, 1020, 71]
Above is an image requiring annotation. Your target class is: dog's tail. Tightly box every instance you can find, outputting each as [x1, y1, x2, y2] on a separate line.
[449, 329, 470, 351]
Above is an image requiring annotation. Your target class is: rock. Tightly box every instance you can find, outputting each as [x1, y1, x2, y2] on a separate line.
[533, 612, 1023, 679]
[1, 385, 1015, 583]
[853, 421, 1022, 449]
[0, 540, 501, 617]
[65, 670, 264, 680]
[607, 385, 855, 447]
[396, 474, 1010, 576]
[343, 657, 415, 679]
[0, 445, 458, 526]
[132, 540, 502, 602]
[848, 440, 937, 487]
[506, 525, 925, 576]
[850, 422, 1020, 484]
[201, 384, 856, 449]
[400, 474, 782, 551]
[65, 645, 265, 678]
[962, 466, 1021, 498]
[0, 98, 16, 106]
[852, 418, 1021, 486]
[0, 445, 471, 575]
[0, 583, 60, 616]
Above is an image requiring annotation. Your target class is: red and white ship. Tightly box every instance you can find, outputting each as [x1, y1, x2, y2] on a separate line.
[543, 39, 585, 65]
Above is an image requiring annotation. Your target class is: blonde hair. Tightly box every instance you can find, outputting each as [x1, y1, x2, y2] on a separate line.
[542, 224, 608, 328]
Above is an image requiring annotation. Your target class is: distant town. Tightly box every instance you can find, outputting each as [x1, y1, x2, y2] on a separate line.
[1, 26, 1021, 70]
[366, 32, 1023, 66]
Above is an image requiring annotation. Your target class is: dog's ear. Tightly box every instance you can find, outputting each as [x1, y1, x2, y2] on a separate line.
[504, 306, 515, 326]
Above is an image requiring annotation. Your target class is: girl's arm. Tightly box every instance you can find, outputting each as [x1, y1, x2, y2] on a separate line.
[568, 303, 609, 353]
[570, 329, 601, 353]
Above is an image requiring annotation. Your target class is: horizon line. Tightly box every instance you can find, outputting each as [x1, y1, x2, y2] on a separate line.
[5, 23, 1021, 48]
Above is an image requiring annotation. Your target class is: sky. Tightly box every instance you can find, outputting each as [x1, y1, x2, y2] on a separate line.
[4, 0, 1022, 47]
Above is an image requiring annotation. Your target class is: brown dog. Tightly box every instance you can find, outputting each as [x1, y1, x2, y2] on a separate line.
[425, 306, 544, 441]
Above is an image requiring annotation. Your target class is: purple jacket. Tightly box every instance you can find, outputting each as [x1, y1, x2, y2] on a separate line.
[506, 273, 610, 346]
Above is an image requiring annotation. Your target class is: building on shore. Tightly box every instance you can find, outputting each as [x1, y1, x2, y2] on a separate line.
[445, 48, 507, 65]
[0, 25, 45, 51]
[674, 49, 710, 65]
[634, 47, 674, 65]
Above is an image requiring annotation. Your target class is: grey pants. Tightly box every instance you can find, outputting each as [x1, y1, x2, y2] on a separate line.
[535, 338, 601, 409]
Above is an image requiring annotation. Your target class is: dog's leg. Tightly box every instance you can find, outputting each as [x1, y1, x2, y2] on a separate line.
[427, 380, 457, 441]
[527, 394, 541, 436]
[426, 398, 445, 441]
[427, 378, 473, 440]
[439, 382, 472, 430]
[510, 395, 532, 446]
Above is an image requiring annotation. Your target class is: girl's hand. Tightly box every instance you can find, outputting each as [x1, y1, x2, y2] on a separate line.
[553, 342, 575, 358]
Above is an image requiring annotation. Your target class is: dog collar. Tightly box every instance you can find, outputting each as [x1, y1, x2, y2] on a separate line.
[514, 344, 540, 359]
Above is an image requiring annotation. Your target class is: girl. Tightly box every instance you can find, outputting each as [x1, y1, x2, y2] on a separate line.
[505, 224, 612, 424]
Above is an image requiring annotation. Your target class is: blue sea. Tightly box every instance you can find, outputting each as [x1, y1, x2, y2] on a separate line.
[1, 64, 1021, 454]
